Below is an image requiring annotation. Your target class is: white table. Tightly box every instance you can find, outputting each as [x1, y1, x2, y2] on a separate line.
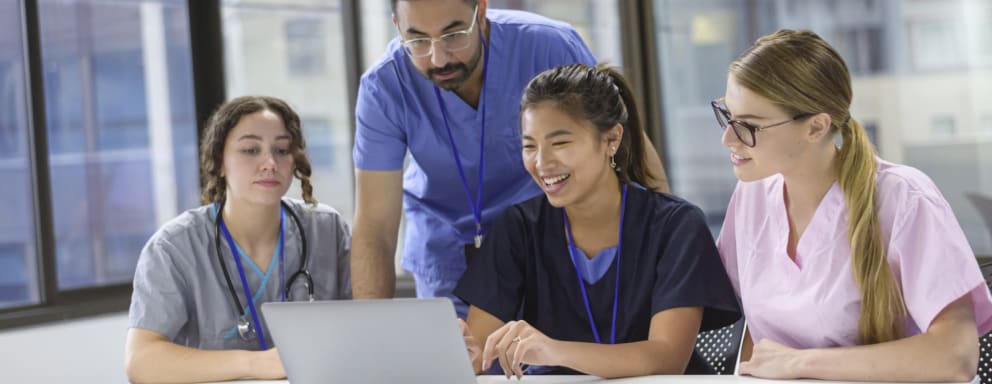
[227, 374, 978, 383]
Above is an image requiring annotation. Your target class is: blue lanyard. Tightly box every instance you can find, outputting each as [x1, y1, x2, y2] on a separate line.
[218, 206, 286, 350]
[432, 31, 490, 249]
[562, 183, 628, 344]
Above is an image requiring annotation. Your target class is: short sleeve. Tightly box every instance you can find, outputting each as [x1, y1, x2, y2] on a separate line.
[557, 28, 596, 66]
[716, 183, 742, 298]
[353, 74, 407, 171]
[128, 238, 191, 340]
[454, 205, 528, 322]
[889, 192, 992, 334]
[653, 203, 741, 331]
[335, 217, 353, 299]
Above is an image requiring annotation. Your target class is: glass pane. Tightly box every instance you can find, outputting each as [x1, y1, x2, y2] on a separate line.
[489, 0, 622, 64]
[0, 0, 40, 308]
[38, 0, 200, 290]
[222, 0, 354, 220]
[654, 0, 992, 255]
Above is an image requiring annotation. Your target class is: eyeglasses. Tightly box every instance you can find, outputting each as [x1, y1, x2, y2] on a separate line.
[399, 6, 479, 58]
[711, 98, 814, 147]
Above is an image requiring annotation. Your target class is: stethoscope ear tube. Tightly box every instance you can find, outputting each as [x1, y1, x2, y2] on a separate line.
[214, 199, 313, 344]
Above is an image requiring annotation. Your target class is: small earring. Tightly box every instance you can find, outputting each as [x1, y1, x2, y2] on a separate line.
[610, 155, 617, 170]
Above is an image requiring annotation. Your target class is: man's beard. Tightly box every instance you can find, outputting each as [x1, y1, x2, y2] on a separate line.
[424, 43, 483, 91]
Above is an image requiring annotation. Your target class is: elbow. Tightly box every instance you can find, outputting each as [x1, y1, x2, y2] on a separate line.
[125, 354, 151, 384]
[944, 354, 977, 383]
[939, 340, 978, 383]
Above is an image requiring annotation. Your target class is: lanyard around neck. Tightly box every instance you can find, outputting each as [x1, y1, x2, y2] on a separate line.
[562, 183, 628, 344]
[218, 206, 285, 350]
[432, 31, 490, 249]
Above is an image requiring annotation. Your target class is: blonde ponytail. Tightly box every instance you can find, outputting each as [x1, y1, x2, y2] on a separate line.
[838, 117, 906, 344]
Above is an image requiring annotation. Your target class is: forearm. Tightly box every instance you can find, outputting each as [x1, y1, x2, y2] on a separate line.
[554, 339, 689, 378]
[795, 332, 976, 382]
[350, 225, 397, 298]
[126, 341, 256, 383]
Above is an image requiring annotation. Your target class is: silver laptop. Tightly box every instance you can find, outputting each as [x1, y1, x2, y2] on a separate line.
[261, 298, 476, 384]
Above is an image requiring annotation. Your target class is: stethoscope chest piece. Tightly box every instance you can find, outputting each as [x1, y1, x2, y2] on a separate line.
[237, 315, 255, 341]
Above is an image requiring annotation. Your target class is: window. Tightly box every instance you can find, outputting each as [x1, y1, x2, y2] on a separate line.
[654, 0, 992, 255]
[285, 17, 327, 76]
[36, 0, 199, 290]
[0, 0, 37, 309]
[223, 0, 353, 219]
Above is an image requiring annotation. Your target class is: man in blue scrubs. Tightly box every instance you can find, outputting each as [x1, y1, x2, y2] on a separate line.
[350, 0, 668, 317]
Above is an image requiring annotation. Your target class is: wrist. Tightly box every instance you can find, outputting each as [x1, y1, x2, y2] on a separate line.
[792, 348, 819, 378]
[547, 339, 569, 367]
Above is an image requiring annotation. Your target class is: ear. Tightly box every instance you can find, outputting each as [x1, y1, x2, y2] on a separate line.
[605, 123, 624, 155]
[392, 13, 399, 29]
[477, 0, 488, 31]
[806, 112, 833, 143]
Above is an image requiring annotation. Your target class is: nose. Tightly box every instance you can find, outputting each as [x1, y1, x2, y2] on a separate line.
[534, 146, 553, 169]
[721, 124, 739, 148]
[260, 150, 278, 171]
[430, 40, 449, 67]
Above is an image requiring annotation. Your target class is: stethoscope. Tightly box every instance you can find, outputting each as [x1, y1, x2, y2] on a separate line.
[214, 200, 313, 348]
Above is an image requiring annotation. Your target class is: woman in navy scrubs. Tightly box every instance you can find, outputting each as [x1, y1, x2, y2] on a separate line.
[454, 64, 740, 379]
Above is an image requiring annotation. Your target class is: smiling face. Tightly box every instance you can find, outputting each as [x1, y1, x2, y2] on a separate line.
[521, 103, 621, 208]
[221, 110, 295, 207]
[721, 74, 816, 182]
[393, 0, 484, 91]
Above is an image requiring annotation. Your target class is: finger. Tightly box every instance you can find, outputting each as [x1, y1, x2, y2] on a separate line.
[738, 361, 751, 375]
[482, 323, 513, 370]
[511, 336, 530, 379]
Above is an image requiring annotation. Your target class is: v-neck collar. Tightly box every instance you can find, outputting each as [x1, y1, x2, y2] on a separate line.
[772, 177, 843, 271]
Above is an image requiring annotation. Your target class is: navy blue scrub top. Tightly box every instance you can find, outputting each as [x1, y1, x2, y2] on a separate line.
[454, 185, 741, 374]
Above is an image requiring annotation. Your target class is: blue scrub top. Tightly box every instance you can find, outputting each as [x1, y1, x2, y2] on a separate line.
[353, 10, 596, 281]
[454, 186, 741, 373]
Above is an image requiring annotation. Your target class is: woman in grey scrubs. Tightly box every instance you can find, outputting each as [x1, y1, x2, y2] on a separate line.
[124, 96, 351, 383]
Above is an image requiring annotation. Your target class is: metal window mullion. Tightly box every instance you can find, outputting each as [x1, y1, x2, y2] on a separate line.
[188, 0, 226, 150]
[20, 0, 59, 305]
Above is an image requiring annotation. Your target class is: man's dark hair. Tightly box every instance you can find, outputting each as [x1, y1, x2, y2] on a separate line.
[391, 0, 478, 13]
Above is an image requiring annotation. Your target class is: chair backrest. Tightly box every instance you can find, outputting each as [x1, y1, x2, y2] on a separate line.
[978, 259, 992, 384]
[967, 193, 992, 241]
[980, 332, 992, 384]
[695, 319, 746, 374]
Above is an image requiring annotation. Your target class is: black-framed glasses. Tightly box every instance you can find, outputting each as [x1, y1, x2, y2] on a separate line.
[711, 98, 814, 147]
[399, 5, 479, 58]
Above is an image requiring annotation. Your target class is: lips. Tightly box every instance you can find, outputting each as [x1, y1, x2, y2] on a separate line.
[538, 173, 570, 194]
[254, 179, 281, 187]
[730, 152, 752, 166]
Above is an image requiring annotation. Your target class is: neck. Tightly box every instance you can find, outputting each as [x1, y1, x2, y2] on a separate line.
[782, 145, 840, 212]
[453, 23, 490, 108]
[564, 177, 623, 231]
[222, 198, 282, 259]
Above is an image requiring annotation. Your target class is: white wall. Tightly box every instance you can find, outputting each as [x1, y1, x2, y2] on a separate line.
[0, 312, 128, 383]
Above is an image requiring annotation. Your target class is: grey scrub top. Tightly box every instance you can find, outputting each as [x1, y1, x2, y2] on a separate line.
[128, 198, 351, 350]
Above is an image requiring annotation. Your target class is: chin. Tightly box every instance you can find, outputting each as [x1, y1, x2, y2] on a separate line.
[543, 193, 571, 208]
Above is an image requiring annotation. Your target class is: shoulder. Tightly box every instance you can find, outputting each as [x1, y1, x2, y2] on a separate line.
[146, 205, 213, 250]
[358, 40, 408, 97]
[628, 185, 707, 224]
[282, 198, 347, 228]
[489, 9, 585, 45]
[875, 159, 944, 203]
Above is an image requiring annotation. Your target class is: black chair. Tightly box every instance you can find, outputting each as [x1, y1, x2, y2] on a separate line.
[694, 319, 746, 374]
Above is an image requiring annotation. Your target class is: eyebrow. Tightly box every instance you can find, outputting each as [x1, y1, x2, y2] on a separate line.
[406, 20, 466, 36]
[522, 129, 573, 141]
[236, 134, 291, 142]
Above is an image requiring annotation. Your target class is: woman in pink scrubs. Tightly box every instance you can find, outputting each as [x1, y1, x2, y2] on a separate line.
[715, 29, 992, 382]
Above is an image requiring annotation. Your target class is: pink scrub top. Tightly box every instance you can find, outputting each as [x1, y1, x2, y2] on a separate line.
[718, 159, 992, 348]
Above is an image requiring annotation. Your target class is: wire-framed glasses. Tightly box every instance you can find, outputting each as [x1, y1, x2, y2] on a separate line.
[400, 6, 479, 58]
